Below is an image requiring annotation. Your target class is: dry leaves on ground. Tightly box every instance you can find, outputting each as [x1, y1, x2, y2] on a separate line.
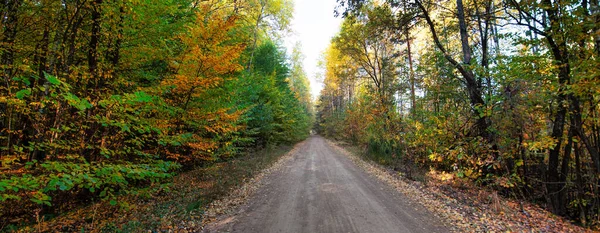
[326, 140, 595, 233]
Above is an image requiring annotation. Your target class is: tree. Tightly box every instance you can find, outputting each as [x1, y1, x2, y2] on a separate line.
[0, 0, 312, 225]
[330, 0, 600, 225]
[160, 6, 246, 161]
[243, 0, 294, 70]
[507, 0, 600, 218]
[334, 5, 399, 114]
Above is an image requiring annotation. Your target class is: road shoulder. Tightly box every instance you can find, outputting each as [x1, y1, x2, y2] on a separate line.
[326, 139, 593, 232]
[200, 140, 309, 232]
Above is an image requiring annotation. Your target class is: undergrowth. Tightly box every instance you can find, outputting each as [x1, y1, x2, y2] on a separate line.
[4, 144, 294, 232]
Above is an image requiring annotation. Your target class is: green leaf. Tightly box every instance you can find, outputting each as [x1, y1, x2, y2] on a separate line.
[45, 73, 61, 85]
[15, 89, 31, 100]
[12, 76, 31, 86]
[515, 159, 524, 167]
[110, 95, 122, 101]
[63, 93, 93, 111]
[109, 199, 117, 206]
[132, 91, 153, 103]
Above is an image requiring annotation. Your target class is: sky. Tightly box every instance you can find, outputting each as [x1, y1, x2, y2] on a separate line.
[284, 0, 342, 100]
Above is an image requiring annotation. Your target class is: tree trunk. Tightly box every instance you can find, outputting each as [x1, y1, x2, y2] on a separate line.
[416, 0, 492, 142]
[545, 50, 568, 216]
[541, 0, 571, 215]
[456, 0, 471, 65]
[247, 2, 265, 71]
[111, 6, 124, 67]
[1, 0, 21, 83]
[591, 0, 600, 56]
[406, 29, 416, 119]
[1, 0, 22, 155]
[556, 119, 574, 216]
[474, 0, 492, 99]
[574, 143, 587, 225]
[571, 95, 600, 174]
[88, 0, 102, 87]
[578, 0, 600, 174]
[83, 0, 103, 162]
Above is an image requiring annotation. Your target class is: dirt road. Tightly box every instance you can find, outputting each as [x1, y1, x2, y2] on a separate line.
[205, 136, 448, 233]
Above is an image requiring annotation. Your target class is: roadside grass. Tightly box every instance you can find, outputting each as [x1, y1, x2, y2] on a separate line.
[335, 140, 429, 183]
[10, 144, 294, 233]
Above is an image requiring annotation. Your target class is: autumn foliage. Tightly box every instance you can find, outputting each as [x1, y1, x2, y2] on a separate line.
[0, 0, 311, 229]
[321, 0, 600, 228]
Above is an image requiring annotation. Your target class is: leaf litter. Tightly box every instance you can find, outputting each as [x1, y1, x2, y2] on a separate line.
[326, 139, 596, 233]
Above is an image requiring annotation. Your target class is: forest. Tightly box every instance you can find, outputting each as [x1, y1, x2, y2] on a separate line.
[2, 0, 600, 231]
[316, 0, 599, 227]
[0, 0, 313, 229]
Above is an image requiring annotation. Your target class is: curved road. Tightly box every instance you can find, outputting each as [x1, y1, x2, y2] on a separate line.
[205, 136, 448, 233]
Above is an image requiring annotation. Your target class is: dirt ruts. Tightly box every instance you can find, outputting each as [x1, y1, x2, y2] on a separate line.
[203, 136, 448, 233]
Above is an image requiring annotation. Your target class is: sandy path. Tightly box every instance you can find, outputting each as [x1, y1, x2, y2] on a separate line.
[204, 136, 448, 233]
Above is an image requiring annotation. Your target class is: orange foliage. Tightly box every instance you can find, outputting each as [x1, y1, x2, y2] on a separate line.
[159, 6, 247, 162]
[166, 9, 245, 104]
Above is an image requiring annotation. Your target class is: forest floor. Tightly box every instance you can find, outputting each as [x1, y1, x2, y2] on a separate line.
[9, 143, 297, 232]
[327, 139, 597, 232]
